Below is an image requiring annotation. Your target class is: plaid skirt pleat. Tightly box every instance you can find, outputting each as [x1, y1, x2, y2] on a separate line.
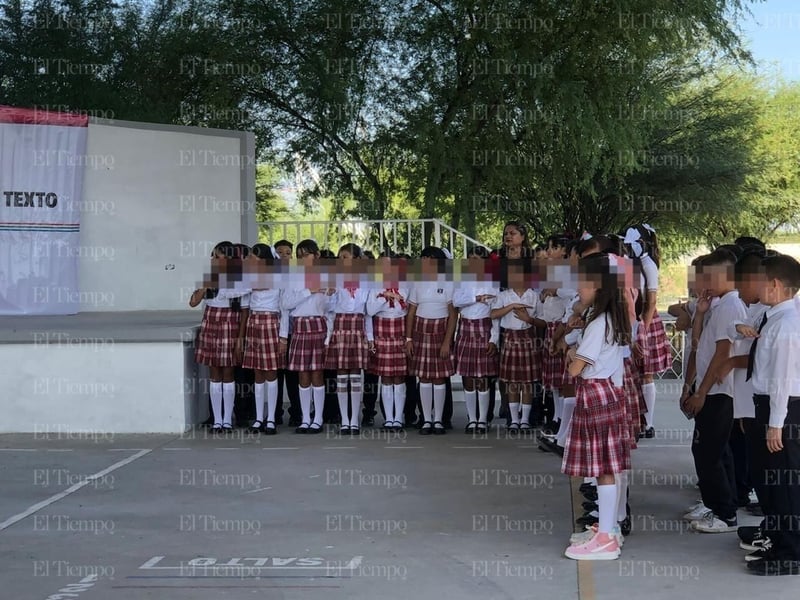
[325, 313, 368, 370]
[541, 321, 565, 389]
[562, 378, 631, 477]
[195, 306, 240, 367]
[455, 317, 499, 378]
[637, 313, 672, 375]
[499, 328, 539, 383]
[370, 316, 407, 377]
[409, 317, 455, 379]
[287, 316, 327, 372]
[622, 357, 641, 450]
[242, 311, 285, 371]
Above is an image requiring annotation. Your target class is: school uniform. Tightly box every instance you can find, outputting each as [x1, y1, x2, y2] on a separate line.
[636, 255, 672, 375]
[562, 313, 630, 477]
[495, 288, 539, 383]
[540, 292, 569, 390]
[194, 289, 251, 367]
[750, 298, 800, 563]
[408, 282, 455, 379]
[281, 289, 331, 372]
[691, 290, 747, 523]
[242, 290, 289, 371]
[453, 285, 500, 378]
[367, 288, 410, 377]
[324, 288, 372, 370]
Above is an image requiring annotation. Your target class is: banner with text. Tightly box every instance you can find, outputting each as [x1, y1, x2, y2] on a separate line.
[0, 106, 88, 314]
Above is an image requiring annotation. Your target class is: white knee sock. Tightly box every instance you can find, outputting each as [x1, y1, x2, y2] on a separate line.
[521, 404, 532, 425]
[433, 384, 446, 423]
[299, 386, 312, 424]
[393, 383, 406, 424]
[464, 390, 477, 423]
[210, 381, 223, 424]
[420, 382, 433, 422]
[553, 389, 563, 422]
[381, 384, 395, 424]
[616, 471, 630, 522]
[509, 402, 520, 424]
[349, 373, 362, 427]
[556, 397, 576, 447]
[642, 382, 656, 428]
[312, 385, 325, 426]
[266, 379, 278, 424]
[254, 382, 265, 423]
[478, 390, 490, 423]
[337, 375, 349, 425]
[597, 483, 618, 534]
[222, 382, 235, 424]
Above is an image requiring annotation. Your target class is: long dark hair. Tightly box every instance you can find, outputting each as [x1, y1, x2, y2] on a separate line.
[636, 225, 660, 268]
[500, 221, 534, 257]
[579, 254, 631, 346]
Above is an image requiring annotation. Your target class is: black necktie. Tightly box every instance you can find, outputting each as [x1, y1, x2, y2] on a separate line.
[745, 312, 769, 381]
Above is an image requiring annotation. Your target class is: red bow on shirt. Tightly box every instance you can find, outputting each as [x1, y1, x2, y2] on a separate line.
[343, 281, 359, 298]
[381, 288, 406, 309]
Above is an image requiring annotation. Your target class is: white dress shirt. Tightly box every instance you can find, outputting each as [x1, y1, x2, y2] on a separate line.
[728, 302, 768, 419]
[249, 289, 289, 338]
[575, 313, 624, 387]
[695, 290, 747, 398]
[408, 282, 454, 320]
[494, 288, 539, 330]
[326, 288, 373, 343]
[453, 285, 500, 345]
[204, 288, 251, 309]
[366, 287, 411, 319]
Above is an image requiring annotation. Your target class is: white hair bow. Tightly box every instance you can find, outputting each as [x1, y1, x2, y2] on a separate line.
[623, 227, 643, 257]
[269, 245, 280, 259]
[581, 231, 593, 240]
[642, 223, 655, 234]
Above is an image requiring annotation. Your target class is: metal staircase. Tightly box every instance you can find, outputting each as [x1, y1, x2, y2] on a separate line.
[257, 218, 491, 258]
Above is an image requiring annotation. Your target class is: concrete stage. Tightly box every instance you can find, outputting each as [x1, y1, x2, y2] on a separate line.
[0, 311, 207, 434]
[0, 382, 790, 600]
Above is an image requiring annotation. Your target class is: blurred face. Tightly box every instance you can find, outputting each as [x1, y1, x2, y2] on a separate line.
[275, 245, 292, 260]
[578, 285, 597, 306]
[703, 264, 734, 296]
[503, 226, 525, 248]
[737, 272, 764, 305]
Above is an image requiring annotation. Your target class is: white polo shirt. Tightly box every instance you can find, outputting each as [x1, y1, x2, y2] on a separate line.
[695, 290, 746, 398]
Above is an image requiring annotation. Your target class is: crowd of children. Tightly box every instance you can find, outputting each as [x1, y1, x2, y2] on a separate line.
[189, 226, 800, 574]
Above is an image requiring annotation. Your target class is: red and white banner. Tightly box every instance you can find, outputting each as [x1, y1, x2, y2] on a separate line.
[0, 106, 88, 315]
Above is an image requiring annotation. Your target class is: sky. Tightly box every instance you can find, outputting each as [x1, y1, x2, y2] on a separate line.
[738, 0, 800, 80]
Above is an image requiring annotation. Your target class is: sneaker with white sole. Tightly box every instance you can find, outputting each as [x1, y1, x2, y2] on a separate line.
[569, 524, 624, 547]
[565, 532, 621, 560]
[745, 543, 774, 562]
[740, 530, 770, 552]
[682, 503, 709, 521]
[691, 512, 737, 533]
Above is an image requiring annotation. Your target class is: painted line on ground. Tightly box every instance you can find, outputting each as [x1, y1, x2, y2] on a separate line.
[0, 449, 151, 532]
[570, 477, 595, 600]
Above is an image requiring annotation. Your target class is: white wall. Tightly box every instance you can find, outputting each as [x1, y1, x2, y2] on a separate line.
[79, 120, 255, 311]
[0, 341, 198, 434]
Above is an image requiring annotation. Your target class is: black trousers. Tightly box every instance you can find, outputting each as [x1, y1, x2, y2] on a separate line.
[749, 399, 775, 519]
[728, 418, 752, 505]
[692, 394, 737, 520]
[757, 395, 800, 560]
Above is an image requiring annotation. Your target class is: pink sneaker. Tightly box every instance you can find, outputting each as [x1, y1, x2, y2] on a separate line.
[565, 532, 621, 561]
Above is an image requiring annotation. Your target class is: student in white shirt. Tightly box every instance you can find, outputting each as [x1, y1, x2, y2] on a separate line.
[454, 246, 500, 434]
[189, 242, 251, 433]
[490, 259, 545, 430]
[405, 247, 457, 435]
[324, 244, 374, 435]
[367, 254, 410, 430]
[683, 248, 747, 533]
[744, 254, 800, 574]
[562, 253, 630, 561]
[241, 244, 288, 434]
[281, 239, 334, 434]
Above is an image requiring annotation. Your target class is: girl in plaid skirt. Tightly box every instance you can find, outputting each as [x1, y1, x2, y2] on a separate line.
[325, 244, 374, 435]
[454, 246, 500, 434]
[490, 260, 545, 431]
[190, 242, 251, 433]
[562, 253, 631, 561]
[405, 247, 457, 435]
[624, 224, 671, 438]
[367, 255, 410, 430]
[280, 239, 334, 434]
[241, 244, 288, 435]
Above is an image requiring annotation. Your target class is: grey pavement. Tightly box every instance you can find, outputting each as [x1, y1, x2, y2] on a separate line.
[1, 380, 796, 599]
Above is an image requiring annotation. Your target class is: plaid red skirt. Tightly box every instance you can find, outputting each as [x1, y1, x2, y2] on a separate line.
[409, 316, 454, 379]
[541, 321, 565, 389]
[325, 313, 369, 370]
[242, 311, 286, 371]
[456, 317, 499, 378]
[622, 357, 640, 450]
[562, 378, 631, 477]
[636, 313, 672, 375]
[194, 306, 241, 367]
[370, 316, 407, 377]
[287, 316, 327, 372]
[499, 328, 540, 383]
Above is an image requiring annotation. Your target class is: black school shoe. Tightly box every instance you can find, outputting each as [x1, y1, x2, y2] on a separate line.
[738, 525, 763, 544]
[575, 512, 599, 528]
[748, 559, 800, 576]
